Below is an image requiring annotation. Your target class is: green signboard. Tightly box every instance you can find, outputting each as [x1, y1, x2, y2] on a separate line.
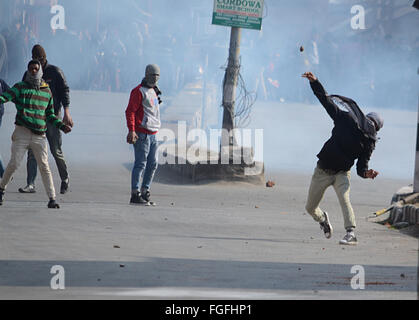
[212, 0, 264, 30]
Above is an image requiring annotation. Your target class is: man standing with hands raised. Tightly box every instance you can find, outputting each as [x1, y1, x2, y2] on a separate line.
[302, 71, 383, 245]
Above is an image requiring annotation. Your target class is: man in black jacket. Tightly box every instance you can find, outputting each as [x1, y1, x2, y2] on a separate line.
[0, 78, 10, 178]
[302, 72, 383, 245]
[19, 45, 74, 194]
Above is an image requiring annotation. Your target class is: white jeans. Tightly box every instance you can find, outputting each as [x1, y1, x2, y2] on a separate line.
[0, 125, 56, 199]
[305, 165, 356, 230]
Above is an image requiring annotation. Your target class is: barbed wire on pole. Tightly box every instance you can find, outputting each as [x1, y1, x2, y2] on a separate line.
[234, 70, 257, 128]
[221, 57, 257, 129]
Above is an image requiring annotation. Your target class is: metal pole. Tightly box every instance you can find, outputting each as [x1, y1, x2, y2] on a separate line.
[221, 27, 241, 148]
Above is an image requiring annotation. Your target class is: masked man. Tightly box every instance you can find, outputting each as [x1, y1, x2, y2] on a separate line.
[302, 72, 383, 245]
[125, 64, 162, 205]
[19, 45, 73, 195]
[0, 60, 72, 208]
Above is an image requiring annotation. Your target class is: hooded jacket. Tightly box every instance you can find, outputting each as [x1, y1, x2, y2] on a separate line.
[310, 79, 377, 178]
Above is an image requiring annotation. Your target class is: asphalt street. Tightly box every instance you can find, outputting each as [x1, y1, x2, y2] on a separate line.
[0, 164, 417, 300]
[0, 90, 417, 300]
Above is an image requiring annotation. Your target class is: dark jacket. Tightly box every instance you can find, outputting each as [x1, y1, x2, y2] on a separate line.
[310, 79, 377, 178]
[0, 78, 10, 126]
[23, 61, 70, 115]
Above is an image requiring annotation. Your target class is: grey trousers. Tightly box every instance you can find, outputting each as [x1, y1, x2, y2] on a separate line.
[305, 165, 356, 230]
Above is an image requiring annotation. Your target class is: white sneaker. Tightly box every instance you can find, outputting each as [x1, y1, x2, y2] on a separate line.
[18, 185, 36, 193]
[339, 232, 358, 245]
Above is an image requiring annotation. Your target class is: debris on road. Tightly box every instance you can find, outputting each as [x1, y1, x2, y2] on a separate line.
[266, 181, 275, 188]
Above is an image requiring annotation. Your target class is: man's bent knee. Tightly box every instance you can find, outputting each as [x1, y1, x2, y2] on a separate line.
[305, 204, 316, 215]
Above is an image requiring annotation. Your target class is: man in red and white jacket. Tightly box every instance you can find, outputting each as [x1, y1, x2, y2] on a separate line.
[125, 64, 162, 205]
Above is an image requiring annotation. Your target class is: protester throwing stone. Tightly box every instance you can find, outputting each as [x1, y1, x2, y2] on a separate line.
[302, 71, 383, 245]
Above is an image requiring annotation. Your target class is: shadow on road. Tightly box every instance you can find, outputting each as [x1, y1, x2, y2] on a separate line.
[0, 258, 415, 292]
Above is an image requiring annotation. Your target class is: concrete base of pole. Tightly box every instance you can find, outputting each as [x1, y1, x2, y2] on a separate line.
[155, 146, 265, 185]
[157, 161, 265, 185]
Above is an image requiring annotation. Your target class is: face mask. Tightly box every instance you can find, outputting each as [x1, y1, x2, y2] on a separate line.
[145, 74, 159, 87]
[25, 65, 43, 90]
[144, 64, 160, 87]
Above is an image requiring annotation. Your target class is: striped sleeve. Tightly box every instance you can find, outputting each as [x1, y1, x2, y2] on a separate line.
[0, 84, 20, 104]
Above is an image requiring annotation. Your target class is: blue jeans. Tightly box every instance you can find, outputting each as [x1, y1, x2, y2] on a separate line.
[131, 132, 158, 193]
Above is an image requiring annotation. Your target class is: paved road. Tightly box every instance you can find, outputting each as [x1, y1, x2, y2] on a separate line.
[0, 90, 417, 300]
[0, 164, 417, 300]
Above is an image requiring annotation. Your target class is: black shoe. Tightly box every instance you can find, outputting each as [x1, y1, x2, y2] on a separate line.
[60, 179, 69, 194]
[319, 211, 333, 239]
[130, 192, 148, 205]
[141, 190, 151, 202]
[48, 199, 60, 209]
[141, 190, 156, 206]
[0, 188, 4, 206]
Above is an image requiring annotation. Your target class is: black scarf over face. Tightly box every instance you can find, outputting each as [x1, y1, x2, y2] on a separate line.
[329, 94, 377, 141]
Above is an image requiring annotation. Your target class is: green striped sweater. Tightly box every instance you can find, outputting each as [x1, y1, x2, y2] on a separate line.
[0, 81, 64, 134]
